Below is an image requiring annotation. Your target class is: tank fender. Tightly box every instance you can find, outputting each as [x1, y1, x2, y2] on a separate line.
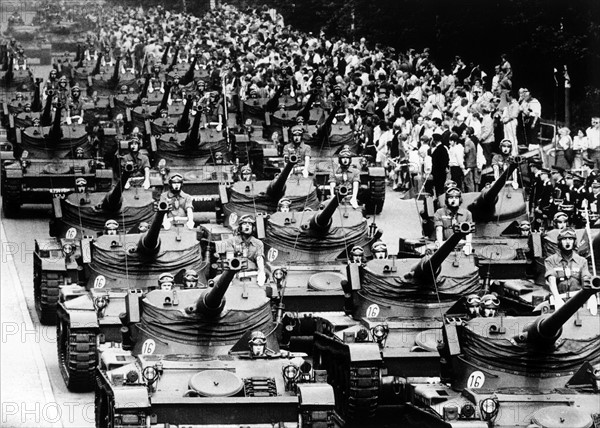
[297, 383, 335, 407]
[65, 310, 99, 329]
[367, 166, 386, 177]
[113, 387, 150, 410]
[41, 257, 68, 271]
[347, 342, 382, 363]
[5, 168, 23, 178]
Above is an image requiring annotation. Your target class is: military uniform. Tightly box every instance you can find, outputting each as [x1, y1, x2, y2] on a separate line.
[534, 180, 554, 228]
[163, 189, 193, 218]
[329, 166, 360, 189]
[433, 207, 473, 240]
[544, 252, 590, 294]
[491, 153, 511, 174]
[283, 142, 311, 166]
[122, 152, 150, 178]
[225, 235, 264, 270]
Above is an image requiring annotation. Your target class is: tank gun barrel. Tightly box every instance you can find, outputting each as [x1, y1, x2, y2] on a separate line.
[91, 52, 103, 76]
[309, 186, 349, 233]
[315, 102, 341, 146]
[40, 90, 55, 126]
[184, 107, 203, 149]
[266, 154, 298, 200]
[265, 81, 286, 113]
[296, 89, 318, 123]
[137, 74, 151, 104]
[167, 46, 180, 72]
[180, 54, 198, 86]
[195, 258, 243, 317]
[48, 102, 63, 143]
[31, 79, 42, 112]
[468, 157, 520, 220]
[409, 222, 473, 283]
[136, 202, 169, 256]
[154, 80, 172, 117]
[176, 94, 193, 132]
[110, 55, 121, 84]
[100, 162, 134, 212]
[161, 43, 170, 65]
[524, 277, 600, 346]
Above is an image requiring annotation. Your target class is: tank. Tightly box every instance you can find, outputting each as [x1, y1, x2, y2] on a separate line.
[223, 155, 320, 225]
[10, 78, 43, 129]
[311, 223, 480, 425]
[55, 206, 206, 391]
[35, 164, 155, 324]
[411, 281, 600, 428]
[264, 187, 377, 315]
[94, 257, 335, 427]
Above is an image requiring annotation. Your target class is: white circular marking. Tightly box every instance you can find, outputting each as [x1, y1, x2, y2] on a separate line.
[467, 371, 485, 389]
[65, 227, 77, 239]
[267, 248, 279, 262]
[141, 339, 156, 354]
[93, 275, 106, 289]
[365, 304, 380, 318]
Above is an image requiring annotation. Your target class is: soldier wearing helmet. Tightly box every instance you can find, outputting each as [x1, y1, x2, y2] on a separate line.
[479, 294, 500, 317]
[162, 173, 194, 230]
[67, 86, 84, 124]
[104, 219, 119, 235]
[371, 241, 388, 260]
[465, 294, 481, 318]
[158, 272, 174, 291]
[138, 221, 150, 233]
[75, 177, 87, 194]
[278, 197, 291, 212]
[491, 138, 519, 187]
[122, 137, 151, 190]
[533, 167, 554, 230]
[552, 211, 569, 230]
[183, 269, 200, 288]
[545, 227, 591, 309]
[433, 186, 473, 254]
[283, 125, 311, 178]
[248, 330, 267, 357]
[349, 245, 365, 264]
[329, 148, 360, 209]
[239, 164, 253, 182]
[225, 214, 265, 286]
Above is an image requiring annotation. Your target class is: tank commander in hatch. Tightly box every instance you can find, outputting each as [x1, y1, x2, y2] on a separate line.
[433, 186, 473, 255]
[161, 173, 194, 230]
[225, 214, 266, 286]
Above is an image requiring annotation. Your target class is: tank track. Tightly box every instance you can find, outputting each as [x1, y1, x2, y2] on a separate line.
[34, 270, 62, 325]
[1, 178, 22, 218]
[363, 175, 386, 215]
[313, 332, 380, 424]
[57, 322, 97, 391]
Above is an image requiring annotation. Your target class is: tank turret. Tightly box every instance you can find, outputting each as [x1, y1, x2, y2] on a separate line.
[31, 78, 42, 112]
[48, 102, 63, 143]
[40, 89, 55, 126]
[91, 52, 103, 76]
[135, 201, 169, 256]
[179, 54, 198, 86]
[194, 258, 243, 316]
[407, 222, 473, 284]
[153, 80, 172, 118]
[183, 106, 202, 149]
[522, 278, 600, 347]
[265, 154, 298, 200]
[467, 157, 520, 221]
[160, 43, 170, 65]
[175, 94, 193, 132]
[308, 186, 348, 233]
[99, 162, 134, 212]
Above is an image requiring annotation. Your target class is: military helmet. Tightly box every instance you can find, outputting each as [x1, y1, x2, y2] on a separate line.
[249, 330, 267, 345]
[71, 85, 80, 93]
[278, 197, 291, 208]
[557, 227, 576, 241]
[238, 214, 256, 224]
[241, 164, 252, 174]
[500, 139, 512, 148]
[465, 294, 481, 306]
[291, 125, 303, 136]
[371, 241, 387, 253]
[350, 245, 364, 256]
[184, 269, 198, 281]
[105, 219, 119, 231]
[158, 272, 174, 287]
[480, 294, 500, 309]
[169, 173, 184, 184]
[553, 211, 568, 222]
[338, 148, 353, 159]
[75, 177, 87, 186]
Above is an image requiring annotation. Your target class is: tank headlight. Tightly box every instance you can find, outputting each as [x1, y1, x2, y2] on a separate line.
[62, 243, 75, 256]
[142, 366, 159, 385]
[371, 324, 389, 343]
[443, 404, 459, 421]
[282, 364, 299, 382]
[461, 402, 476, 418]
[356, 328, 369, 342]
[479, 397, 499, 421]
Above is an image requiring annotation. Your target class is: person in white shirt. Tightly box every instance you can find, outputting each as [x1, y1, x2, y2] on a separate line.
[448, 133, 465, 189]
[586, 117, 600, 168]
